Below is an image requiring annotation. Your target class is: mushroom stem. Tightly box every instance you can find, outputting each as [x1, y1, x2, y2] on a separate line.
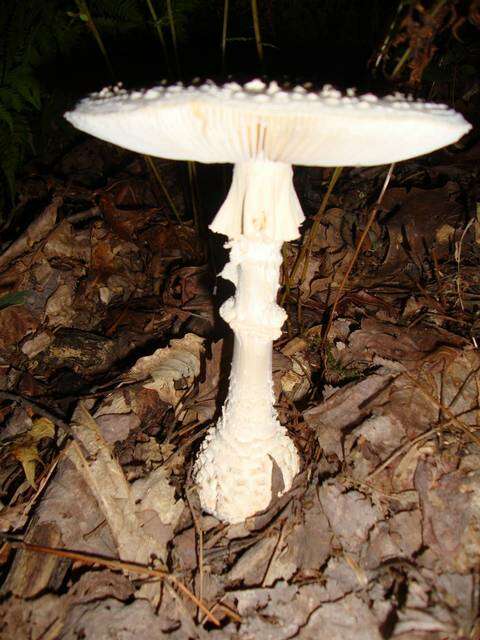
[210, 161, 304, 241]
[194, 162, 301, 524]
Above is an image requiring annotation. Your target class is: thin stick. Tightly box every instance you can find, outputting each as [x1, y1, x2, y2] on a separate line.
[261, 520, 286, 587]
[372, 0, 407, 70]
[281, 167, 342, 306]
[187, 161, 200, 239]
[1, 536, 220, 626]
[186, 488, 204, 620]
[367, 425, 446, 481]
[74, 0, 115, 80]
[0, 391, 72, 436]
[145, 0, 172, 74]
[221, 0, 229, 73]
[251, 0, 264, 67]
[166, 0, 181, 77]
[391, 0, 448, 80]
[145, 156, 184, 226]
[202, 600, 242, 625]
[70, 6, 180, 232]
[455, 218, 474, 311]
[402, 369, 480, 448]
[321, 163, 395, 346]
[367, 396, 480, 483]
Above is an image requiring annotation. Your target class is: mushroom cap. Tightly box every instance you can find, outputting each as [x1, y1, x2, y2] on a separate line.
[65, 79, 471, 167]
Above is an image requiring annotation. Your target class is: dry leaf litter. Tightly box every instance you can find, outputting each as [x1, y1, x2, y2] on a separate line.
[0, 137, 479, 639]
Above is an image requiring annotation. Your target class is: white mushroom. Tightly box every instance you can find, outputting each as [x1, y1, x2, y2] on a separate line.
[65, 79, 471, 524]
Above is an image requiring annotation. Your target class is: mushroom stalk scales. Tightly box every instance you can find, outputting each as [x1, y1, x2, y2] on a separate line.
[195, 160, 303, 524]
[194, 235, 299, 523]
[65, 79, 471, 524]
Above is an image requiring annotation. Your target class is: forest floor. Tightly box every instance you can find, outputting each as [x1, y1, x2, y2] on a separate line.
[0, 135, 479, 639]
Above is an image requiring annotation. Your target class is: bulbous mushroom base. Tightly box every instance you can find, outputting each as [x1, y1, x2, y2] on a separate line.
[194, 231, 301, 524]
[194, 416, 299, 524]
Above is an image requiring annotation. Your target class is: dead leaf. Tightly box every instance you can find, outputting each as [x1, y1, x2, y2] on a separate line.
[12, 444, 41, 488]
[69, 403, 166, 564]
[380, 183, 464, 274]
[10, 417, 55, 488]
[44, 283, 75, 327]
[31, 417, 55, 441]
[0, 196, 61, 271]
[415, 457, 480, 572]
[184, 339, 222, 423]
[304, 373, 394, 459]
[127, 333, 204, 412]
[0, 305, 39, 355]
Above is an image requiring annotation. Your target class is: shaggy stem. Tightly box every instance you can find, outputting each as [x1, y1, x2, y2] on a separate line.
[195, 236, 299, 523]
[195, 161, 302, 523]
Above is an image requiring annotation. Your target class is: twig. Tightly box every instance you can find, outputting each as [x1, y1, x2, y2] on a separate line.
[321, 163, 395, 347]
[74, 0, 115, 80]
[0, 391, 72, 436]
[455, 218, 474, 311]
[166, 0, 181, 77]
[145, 0, 172, 74]
[371, 0, 407, 70]
[221, 0, 229, 73]
[251, 0, 264, 67]
[430, 247, 446, 308]
[402, 369, 480, 448]
[202, 600, 242, 625]
[185, 487, 205, 622]
[390, 0, 448, 80]
[0, 535, 220, 626]
[164, 581, 209, 639]
[281, 166, 342, 306]
[367, 425, 446, 481]
[187, 161, 201, 246]
[66, 206, 102, 224]
[366, 400, 480, 483]
[261, 519, 286, 587]
[145, 156, 184, 226]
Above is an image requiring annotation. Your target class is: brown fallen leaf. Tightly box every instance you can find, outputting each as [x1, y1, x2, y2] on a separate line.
[10, 417, 55, 488]
[183, 339, 223, 424]
[415, 456, 480, 573]
[128, 333, 205, 413]
[0, 196, 61, 272]
[0, 305, 39, 356]
[379, 182, 464, 275]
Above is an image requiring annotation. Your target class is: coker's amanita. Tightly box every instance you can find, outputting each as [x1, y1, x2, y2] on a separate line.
[65, 79, 471, 524]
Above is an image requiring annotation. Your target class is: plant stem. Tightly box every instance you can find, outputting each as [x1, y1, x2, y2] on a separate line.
[391, 0, 448, 80]
[221, 0, 229, 73]
[74, 0, 115, 81]
[145, 0, 172, 74]
[251, 0, 264, 68]
[187, 161, 199, 230]
[321, 163, 395, 347]
[145, 156, 184, 226]
[166, 0, 181, 78]
[281, 166, 342, 306]
[372, 0, 407, 71]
